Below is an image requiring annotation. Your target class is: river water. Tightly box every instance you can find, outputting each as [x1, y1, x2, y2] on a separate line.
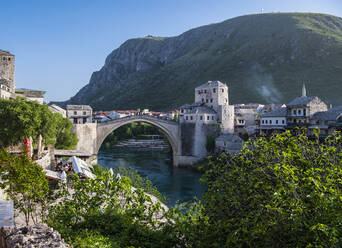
[98, 147, 206, 207]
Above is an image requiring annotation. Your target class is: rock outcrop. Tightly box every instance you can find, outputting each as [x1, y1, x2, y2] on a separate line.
[0, 224, 69, 248]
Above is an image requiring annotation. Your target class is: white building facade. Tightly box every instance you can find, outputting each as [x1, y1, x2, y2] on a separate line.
[66, 105, 93, 124]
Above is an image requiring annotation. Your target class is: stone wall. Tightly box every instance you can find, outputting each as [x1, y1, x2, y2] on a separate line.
[72, 123, 98, 154]
[0, 224, 69, 247]
[179, 122, 220, 165]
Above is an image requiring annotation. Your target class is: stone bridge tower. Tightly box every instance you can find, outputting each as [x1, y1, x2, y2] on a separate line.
[0, 50, 15, 93]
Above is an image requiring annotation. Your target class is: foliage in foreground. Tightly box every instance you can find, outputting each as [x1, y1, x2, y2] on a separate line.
[191, 130, 342, 247]
[0, 98, 77, 149]
[47, 171, 176, 248]
[2, 130, 342, 247]
[93, 165, 167, 204]
[0, 150, 51, 225]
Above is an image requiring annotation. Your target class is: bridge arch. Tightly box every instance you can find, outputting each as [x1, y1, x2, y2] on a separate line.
[96, 116, 180, 166]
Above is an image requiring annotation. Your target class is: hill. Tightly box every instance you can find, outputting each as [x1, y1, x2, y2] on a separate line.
[53, 13, 342, 111]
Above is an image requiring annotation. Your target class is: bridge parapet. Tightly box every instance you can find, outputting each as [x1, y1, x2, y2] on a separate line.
[98, 115, 178, 126]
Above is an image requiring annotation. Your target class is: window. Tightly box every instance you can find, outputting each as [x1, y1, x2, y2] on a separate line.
[83, 117, 87, 123]
[207, 116, 209, 120]
[83, 111, 86, 115]
[74, 111, 77, 115]
[262, 120, 264, 124]
[198, 90, 201, 95]
[210, 99, 213, 103]
[282, 120, 285, 124]
[204, 90, 207, 93]
[8, 58, 11, 61]
[212, 116, 214, 120]
[73, 118, 78, 124]
[200, 116, 203, 120]
[213, 88, 216, 93]
[298, 110, 301, 115]
[293, 109, 297, 115]
[276, 120, 278, 124]
[186, 116, 188, 120]
[202, 98, 204, 102]
[270, 120, 272, 124]
[206, 99, 208, 103]
[190, 116, 193, 120]
[221, 89, 224, 92]
[225, 99, 228, 103]
[181, 109, 184, 113]
[266, 120, 268, 124]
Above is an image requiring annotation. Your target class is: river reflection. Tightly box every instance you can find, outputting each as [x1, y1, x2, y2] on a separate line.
[98, 147, 206, 207]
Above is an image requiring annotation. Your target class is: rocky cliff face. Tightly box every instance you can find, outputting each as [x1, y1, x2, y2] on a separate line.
[54, 13, 342, 110]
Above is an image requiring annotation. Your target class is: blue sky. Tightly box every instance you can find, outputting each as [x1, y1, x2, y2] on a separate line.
[1, 0, 342, 102]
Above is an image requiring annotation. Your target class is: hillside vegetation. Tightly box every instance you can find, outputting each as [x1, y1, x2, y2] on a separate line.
[55, 13, 342, 111]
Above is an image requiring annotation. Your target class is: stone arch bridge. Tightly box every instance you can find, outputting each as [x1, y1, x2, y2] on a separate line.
[72, 115, 201, 166]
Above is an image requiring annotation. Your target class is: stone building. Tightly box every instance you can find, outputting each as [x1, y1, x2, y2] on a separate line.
[256, 85, 329, 136]
[257, 107, 287, 135]
[309, 106, 342, 135]
[0, 50, 15, 93]
[286, 85, 328, 127]
[180, 81, 234, 133]
[215, 134, 243, 154]
[48, 104, 67, 118]
[66, 105, 93, 124]
[15, 88, 46, 104]
[0, 79, 11, 99]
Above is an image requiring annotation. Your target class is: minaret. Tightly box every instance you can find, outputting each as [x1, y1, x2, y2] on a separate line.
[302, 83, 307, 97]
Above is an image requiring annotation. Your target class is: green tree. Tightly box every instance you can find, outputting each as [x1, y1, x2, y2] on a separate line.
[0, 98, 77, 149]
[0, 149, 51, 225]
[55, 114, 78, 149]
[196, 130, 342, 247]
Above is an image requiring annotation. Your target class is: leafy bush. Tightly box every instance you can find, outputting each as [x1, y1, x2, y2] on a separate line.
[0, 149, 51, 225]
[47, 171, 175, 248]
[196, 130, 342, 247]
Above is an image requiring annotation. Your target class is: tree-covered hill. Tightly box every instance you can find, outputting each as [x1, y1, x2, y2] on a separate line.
[54, 13, 342, 111]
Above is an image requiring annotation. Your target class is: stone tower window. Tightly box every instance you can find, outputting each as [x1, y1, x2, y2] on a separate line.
[8, 58, 11, 61]
[221, 89, 224, 92]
